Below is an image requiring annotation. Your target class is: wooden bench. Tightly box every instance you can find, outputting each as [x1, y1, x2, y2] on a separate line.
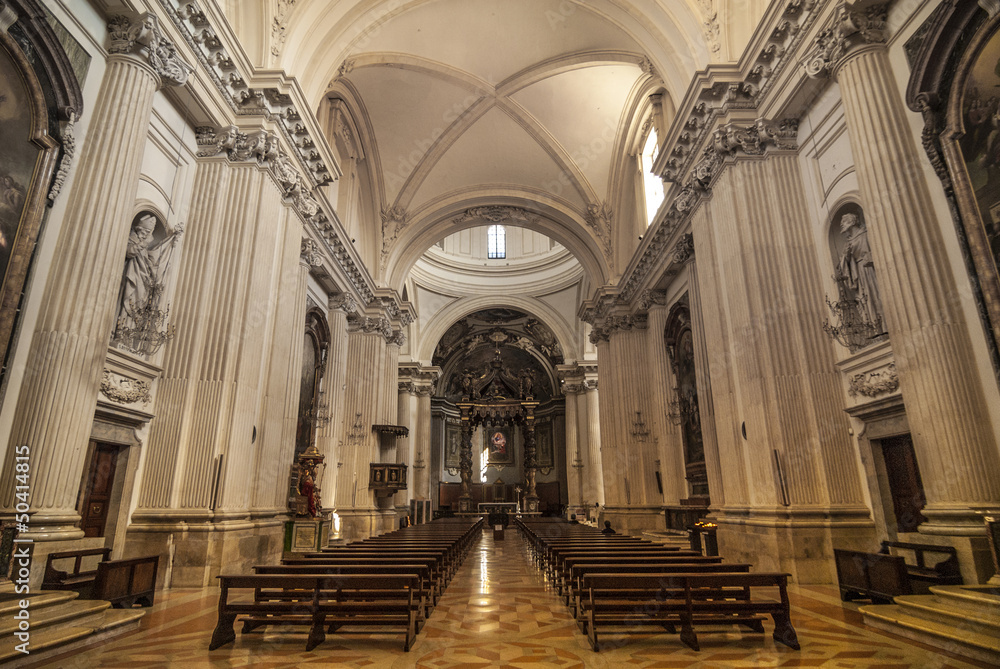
[256, 563, 435, 620]
[834, 548, 911, 603]
[41, 548, 110, 595]
[879, 541, 962, 592]
[93, 555, 159, 607]
[567, 561, 751, 617]
[210, 574, 420, 652]
[581, 572, 798, 652]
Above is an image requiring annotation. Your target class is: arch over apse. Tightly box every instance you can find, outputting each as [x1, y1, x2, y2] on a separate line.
[414, 295, 581, 363]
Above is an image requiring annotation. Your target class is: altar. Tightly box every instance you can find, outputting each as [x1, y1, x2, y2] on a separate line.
[478, 502, 518, 516]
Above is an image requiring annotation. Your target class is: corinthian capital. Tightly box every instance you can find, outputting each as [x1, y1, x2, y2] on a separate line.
[805, 1, 892, 79]
[108, 13, 193, 88]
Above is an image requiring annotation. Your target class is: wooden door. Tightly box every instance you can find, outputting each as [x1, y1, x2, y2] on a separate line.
[80, 442, 118, 538]
[880, 435, 927, 533]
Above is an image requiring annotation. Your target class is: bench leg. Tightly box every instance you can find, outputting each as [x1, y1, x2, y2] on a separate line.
[242, 618, 265, 634]
[745, 619, 765, 633]
[209, 613, 238, 650]
[306, 614, 326, 651]
[679, 618, 700, 651]
[771, 613, 800, 650]
[660, 621, 677, 634]
[404, 609, 415, 652]
[587, 611, 598, 651]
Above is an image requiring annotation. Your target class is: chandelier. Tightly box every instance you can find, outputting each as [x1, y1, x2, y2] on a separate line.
[113, 285, 175, 356]
[822, 294, 886, 353]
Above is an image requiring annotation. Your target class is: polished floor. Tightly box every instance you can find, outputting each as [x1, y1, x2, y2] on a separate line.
[35, 531, 992, 668]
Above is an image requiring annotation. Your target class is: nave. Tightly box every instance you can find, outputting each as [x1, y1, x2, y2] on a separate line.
[32, 531, 990, 669]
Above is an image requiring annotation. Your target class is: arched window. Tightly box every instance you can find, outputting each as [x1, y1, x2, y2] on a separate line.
[487, 225, 506, 259]
[641, 129, 665, 225]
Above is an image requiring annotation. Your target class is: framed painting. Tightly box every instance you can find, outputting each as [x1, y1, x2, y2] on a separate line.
[535, 422, 553, 469]
[486, 426, 513, 466]
[0, 27, 62, 372]
[444, 421, 461, 470]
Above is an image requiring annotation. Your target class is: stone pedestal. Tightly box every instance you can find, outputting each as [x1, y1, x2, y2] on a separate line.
[284, 514, 332, 552]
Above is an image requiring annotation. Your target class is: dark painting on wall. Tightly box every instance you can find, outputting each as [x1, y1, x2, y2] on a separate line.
[444, 421, 461, 470]
[535, 422, 552, 469]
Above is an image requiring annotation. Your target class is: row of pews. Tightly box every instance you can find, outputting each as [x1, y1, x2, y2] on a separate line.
[210, 516, 483, 652]
[516, 517, 800, 652]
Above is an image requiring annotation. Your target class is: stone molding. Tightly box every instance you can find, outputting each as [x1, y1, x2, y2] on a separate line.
[805, 1, 892, 79]
[656, 0, 820, 185]
[585, 202, 614, 270]
[107, 12, 193, 88]
[346, 314, 392, 338]
[588, 313, 649, 344]
[617, 116, 797, 305]
[158, 0, 332, 188]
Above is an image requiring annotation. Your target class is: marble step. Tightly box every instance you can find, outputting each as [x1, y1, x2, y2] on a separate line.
[0, 599, 110, 637]
[0, 606, 144, 667]
[0, 590, 78, 617]
[860, 600, 1000, 664]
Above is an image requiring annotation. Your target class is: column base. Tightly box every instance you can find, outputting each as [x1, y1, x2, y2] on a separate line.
[713, 505, 877, 584]
[334, 508, 383, 542]
[602, 506, 664, 535]
[123, 516, 286, 588]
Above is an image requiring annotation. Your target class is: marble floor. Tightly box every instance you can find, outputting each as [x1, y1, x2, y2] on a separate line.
[31, 532, 993, 668]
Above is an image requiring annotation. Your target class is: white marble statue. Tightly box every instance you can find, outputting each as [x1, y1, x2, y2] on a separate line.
[114, 213, 182, 337]
[838, 212, 883, 330]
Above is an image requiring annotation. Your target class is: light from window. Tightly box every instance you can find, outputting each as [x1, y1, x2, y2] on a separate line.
[480, 444, 488, 483]
[487, 225, 506, 259]
[642, 130, 665, 225]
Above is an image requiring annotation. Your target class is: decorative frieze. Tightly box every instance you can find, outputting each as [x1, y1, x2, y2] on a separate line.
[346, 314, 393, 339]
[638, 289, 667, 311]
[380, 206, 409, 269]
[672, 233, 695, 264]
[658, 0, 819, 184]
[588, 313, 649, 344]
[848, 363, 899, 398]
[47, 113, 77, 202]
[452, 206, 535, 225]
[159, 0, 332, 187]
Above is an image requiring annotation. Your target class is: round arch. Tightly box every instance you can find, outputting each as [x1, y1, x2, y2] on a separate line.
[413, 295, 581, 363]
[384, 191, 610, 290]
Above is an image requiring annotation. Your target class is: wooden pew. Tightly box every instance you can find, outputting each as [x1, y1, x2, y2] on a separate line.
[879, 541, 962, 592]
[567, 561, 752, 618]
[92, 555, 159, 608]
[581, 572, 798, 652]
[41, 548, 111, 596]
[210, 574, 420, 652]
[257, 563, 435, 619]
[286, 556, 445, 605]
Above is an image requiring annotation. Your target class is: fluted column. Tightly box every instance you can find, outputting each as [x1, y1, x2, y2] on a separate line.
[334, 317, 390, 538]
[562, 382, 583, 508]
[584, 378, 605, 507]
[316, 297, 351, 505]
[133, 157, 284, 527]
[253, 233, 315, 516]
[411, 370, 437, 501]
[645, 299, 686, 505]
[395, 379, 414, 511]
[1, 14, 190, 539]
[686, 256, 724, 505]
[594, 323, 662, 529]
[811, 3, 1000, 529]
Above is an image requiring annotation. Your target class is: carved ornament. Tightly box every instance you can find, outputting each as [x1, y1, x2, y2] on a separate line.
[848, 363, 899, 398]
[108, 13, 193, 88]
[48, 113, 77, 203]
[452, 206, 534, 225]
[805, 1, 891, 79]
[585, 202, 614, 269]
[300, 239, 322, 267]
[330, 293, 359, 314]
[100, 370, 152, 405]
[380, 206, 409, 268]
[672, 233, 695, 264]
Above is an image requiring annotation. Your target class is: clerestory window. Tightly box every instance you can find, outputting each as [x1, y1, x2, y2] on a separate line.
[487, 225, 506, 259]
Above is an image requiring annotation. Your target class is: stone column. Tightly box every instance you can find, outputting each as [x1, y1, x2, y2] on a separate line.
[1, 14, 190, 540]
[411, 370, 437, 503]
[644, 295, 686, 505]
[395, 377, 414, 515]
[685, 255, 724, 505]
[316, 296, 352, 507]
[808, 2, 1000, 533]
[334, 315, 391, 539]
[563, 382, 582, 509]
[252, 234, 316, 517]
[584, 378, 605, 507]
[593, 321, 663, 531]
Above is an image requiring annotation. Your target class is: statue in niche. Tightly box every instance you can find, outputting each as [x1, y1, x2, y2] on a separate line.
[113, 213, 182, 343]
[519, 369, 535, 398]
[837, 212, 884, 331]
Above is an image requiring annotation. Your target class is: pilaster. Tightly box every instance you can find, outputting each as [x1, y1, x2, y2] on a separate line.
[1, 14, 190, 540]
[810, 1, 1000, 533]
